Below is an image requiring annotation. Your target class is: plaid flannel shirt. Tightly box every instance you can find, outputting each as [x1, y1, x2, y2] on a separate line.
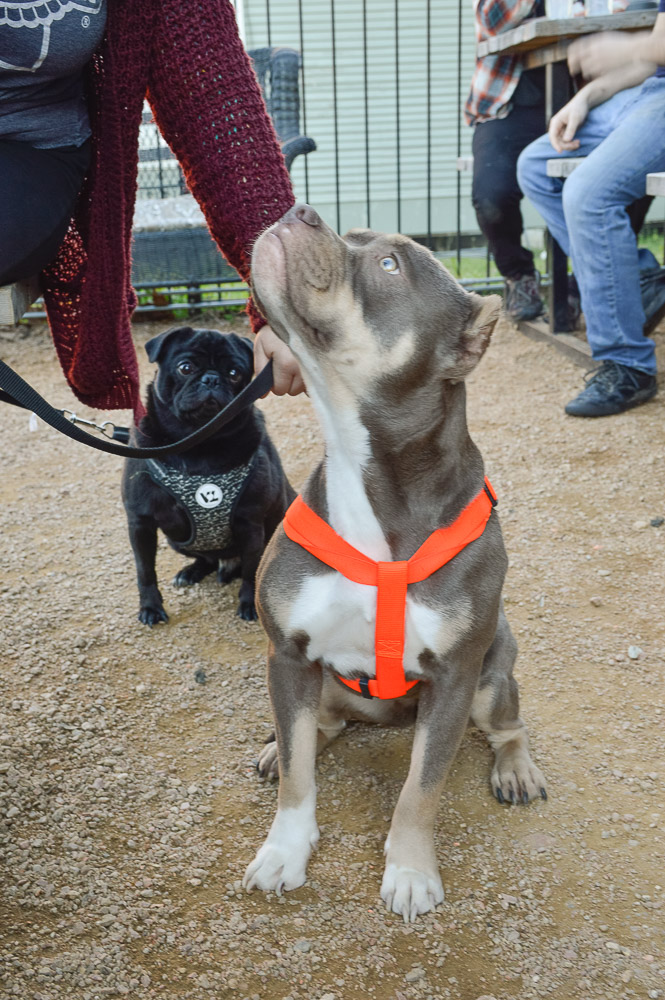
[465, 0, 540, 125]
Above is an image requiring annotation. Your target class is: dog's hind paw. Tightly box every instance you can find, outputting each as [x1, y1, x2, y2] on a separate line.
[380, 864, 444, 923]
[217, 558, 241, 585]
[256, 740, 279, 780]
[492, 754, 548, 805]
[173, 560, 213, 588]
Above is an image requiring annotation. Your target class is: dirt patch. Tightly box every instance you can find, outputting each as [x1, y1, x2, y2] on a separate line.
[0, 314, 663, 1000]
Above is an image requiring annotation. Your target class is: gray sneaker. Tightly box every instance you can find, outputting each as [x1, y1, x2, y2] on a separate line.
[504, 272, 545, 322]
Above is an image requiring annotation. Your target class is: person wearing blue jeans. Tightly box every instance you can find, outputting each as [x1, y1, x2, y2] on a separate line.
[517, 57, 665, 416]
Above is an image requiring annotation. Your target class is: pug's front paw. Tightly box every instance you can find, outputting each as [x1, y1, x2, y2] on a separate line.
[138, 604, 169, 627]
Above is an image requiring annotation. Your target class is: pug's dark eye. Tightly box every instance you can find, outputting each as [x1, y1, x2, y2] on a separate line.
[176, 361, 194, 376]
[228, 368, 244, 384]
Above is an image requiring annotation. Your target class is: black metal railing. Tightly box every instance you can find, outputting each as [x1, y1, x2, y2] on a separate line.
[22, 0, 662, 323]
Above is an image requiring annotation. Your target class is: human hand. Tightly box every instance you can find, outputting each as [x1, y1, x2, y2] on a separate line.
[568, 31, 638, 79]
[548, 92, 588, 153]
[253, 324, 307, 396]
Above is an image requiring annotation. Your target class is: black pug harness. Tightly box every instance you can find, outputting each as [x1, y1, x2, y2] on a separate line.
[144, 456, 256, 553]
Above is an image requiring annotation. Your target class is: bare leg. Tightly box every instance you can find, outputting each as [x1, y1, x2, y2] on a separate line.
[471, 608, 547, 804]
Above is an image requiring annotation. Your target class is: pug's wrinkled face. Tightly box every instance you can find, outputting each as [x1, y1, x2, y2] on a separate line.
[145, 327, 254, 427]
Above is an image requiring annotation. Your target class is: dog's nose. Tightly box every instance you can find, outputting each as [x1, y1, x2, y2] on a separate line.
[201, 371, 220, 388]
[292, 203, 320, 228]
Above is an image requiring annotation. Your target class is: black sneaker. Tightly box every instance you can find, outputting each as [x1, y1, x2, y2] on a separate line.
[565, 360, 657, 418]
[504, 273, 545, 322]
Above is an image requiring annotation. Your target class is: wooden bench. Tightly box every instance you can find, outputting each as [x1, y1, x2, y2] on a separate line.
[546, 156, 586, 179]
[0, 277, 40, 326]
[646, 171, 665, 196]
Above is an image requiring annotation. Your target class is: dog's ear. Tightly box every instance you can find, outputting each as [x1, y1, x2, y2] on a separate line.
[447, 294, 501, 382]
[145, 326, 195, 364]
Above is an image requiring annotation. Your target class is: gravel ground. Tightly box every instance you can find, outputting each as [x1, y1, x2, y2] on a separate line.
[0, 312, 663, 1000]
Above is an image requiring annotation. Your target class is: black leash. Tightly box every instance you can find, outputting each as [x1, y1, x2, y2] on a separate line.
[0, 358, 273, 459]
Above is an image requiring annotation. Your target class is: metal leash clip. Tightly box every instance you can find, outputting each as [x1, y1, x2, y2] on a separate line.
[61, 410, 118, 439]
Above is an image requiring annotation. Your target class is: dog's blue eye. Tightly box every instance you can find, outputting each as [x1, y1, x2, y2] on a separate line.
[177, 361, 193, 376]
[380, 255, 399, 273]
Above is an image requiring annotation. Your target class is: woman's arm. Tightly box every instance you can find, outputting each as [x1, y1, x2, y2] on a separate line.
[146, 0, 295, 333]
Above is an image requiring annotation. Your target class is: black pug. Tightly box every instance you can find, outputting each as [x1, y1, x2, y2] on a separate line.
[122, 326, 294, 625]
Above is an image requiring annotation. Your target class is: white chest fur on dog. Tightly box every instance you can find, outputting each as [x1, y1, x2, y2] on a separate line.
[282, 331, 473, 678]
[287, 572, 472, 679]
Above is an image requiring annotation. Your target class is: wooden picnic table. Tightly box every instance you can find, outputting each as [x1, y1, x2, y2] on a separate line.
[477, 8, 658, 365]
[477, 9, 657, 115]
[477, 9, 657, 62]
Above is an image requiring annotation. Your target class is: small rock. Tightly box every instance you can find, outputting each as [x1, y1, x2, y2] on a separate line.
[294, 939, 311, 953]
[627, 646, 643, 660]
[589, 596, 603, 607]
[194, 668, 207, 685]
[405, 969, 424, 982]
[650, 517, 664, 528]
[632, 520, 648, 530]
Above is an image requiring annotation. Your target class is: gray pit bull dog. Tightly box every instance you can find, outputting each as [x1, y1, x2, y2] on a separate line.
[243, 204, 547, 921]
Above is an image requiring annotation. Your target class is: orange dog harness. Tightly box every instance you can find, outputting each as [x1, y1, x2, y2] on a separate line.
[283, 479, 497, 700]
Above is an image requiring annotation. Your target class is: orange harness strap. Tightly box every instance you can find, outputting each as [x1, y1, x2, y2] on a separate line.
[283, 478, 497, 700]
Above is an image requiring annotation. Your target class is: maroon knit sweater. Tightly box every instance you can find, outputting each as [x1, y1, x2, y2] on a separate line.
[41, 0, 294, 419]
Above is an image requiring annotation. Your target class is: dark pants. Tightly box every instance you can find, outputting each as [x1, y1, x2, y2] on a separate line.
[0, 139, 90, 286]
[471, 102, 547, 281]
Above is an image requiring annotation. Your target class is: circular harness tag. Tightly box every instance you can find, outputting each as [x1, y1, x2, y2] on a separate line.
[195, 483, 224, 509]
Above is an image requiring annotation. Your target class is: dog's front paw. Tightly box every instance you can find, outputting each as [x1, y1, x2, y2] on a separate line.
[138, 605, 169, 627]
[492, 752, 548, 806]
[236, 598, 258, 621]
[236, 582, 258, 621]
[381, 863, 444, 923]
[243, 808, 319, 895]
[243, 842, 308, 895]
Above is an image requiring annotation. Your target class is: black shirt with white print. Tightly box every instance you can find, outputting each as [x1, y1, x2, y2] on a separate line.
[0, 0, 106, 148]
